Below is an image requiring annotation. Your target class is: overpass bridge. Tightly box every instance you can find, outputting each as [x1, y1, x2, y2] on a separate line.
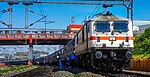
[0, 28, 74, 45]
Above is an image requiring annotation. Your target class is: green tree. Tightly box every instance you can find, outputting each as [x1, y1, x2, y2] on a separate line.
[133, 27, 150, 58]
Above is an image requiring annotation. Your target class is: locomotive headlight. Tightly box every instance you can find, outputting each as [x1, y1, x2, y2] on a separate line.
[125, 51, 132, 59]
[95, 51, 102, 59]
[109, 36, 116, 41]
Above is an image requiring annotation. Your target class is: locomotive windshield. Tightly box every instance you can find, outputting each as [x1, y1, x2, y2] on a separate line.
[95, 21, 110, 32]
[113, 21, 128, 32]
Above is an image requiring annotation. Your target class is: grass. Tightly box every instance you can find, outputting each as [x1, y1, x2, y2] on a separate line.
[0, 65, 35, 73]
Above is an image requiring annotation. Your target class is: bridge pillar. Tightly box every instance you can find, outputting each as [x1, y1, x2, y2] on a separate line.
[29, 44, 33, 61]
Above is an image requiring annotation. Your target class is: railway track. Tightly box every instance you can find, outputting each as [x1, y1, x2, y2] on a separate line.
[74, 67, 150, 77]
[51, 66, 150, 77]
[9, 65, 150, 77]
[122, 70, 150, 77]
[95, 70, 150, 77]
[12, 66, 52, 77]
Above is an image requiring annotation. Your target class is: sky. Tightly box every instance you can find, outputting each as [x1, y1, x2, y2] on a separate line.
[0, 0, 150, 54]
[0, 0, 150, 29]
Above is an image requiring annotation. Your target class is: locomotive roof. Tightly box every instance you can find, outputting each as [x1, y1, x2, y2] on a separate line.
[91, 15, 129, 21]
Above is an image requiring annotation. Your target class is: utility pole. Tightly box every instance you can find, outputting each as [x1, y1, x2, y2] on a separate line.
[8, 3, 12, 28]
[23, 2, 33, 28]
[7, 2, 18, 28]
[25, 5, 29, 29]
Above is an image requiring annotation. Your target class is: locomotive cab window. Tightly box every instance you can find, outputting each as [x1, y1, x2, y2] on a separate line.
[113, 21, 128, 32]
[95, 21, 110, 32]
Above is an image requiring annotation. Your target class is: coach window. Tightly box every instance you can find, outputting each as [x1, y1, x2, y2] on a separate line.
[72, 39, 75, 47]
[77, 35, 79, 44]
[113, 21, 128, 32]
[95, 21, 110, 32]
[75, 37, 77, 45]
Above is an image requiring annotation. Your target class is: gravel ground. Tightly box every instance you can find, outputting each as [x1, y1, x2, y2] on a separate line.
[50, 67, 105, 77]
[51, 71, 75, 77]
[50, 71, 105, 77]
[78, 72, 104, 77]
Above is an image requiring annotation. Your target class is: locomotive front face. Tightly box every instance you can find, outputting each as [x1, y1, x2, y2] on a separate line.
[91, 20, 133, 48]
[89, 17, 134, 69]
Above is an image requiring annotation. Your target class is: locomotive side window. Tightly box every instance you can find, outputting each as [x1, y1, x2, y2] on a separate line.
[82, 27, 84, 42]
[113, 21, 128, 32]
[87, 24, 89, 32]
[95, 21, 110, 32]
[84, 25, 87, 40]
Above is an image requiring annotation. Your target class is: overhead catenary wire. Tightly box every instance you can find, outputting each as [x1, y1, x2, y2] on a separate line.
[40, 3, 45, 16]
[89, 1, 110, 19]
[26, 3, 49, 28]
[89, 4, 101, 19]
[38, 4, 42, 15]
[37, 3, 50, 30]
[38, 4, 44, 16]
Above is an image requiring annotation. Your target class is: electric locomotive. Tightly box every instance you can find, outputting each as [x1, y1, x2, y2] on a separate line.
[50, 12, 134, 71]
